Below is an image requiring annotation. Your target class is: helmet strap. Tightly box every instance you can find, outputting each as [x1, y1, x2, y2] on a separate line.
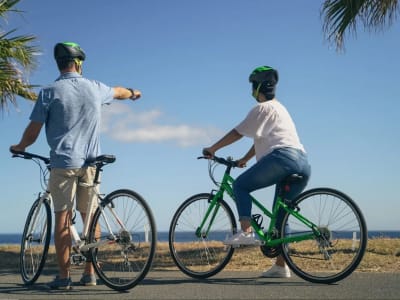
[74, 59, 83, 75]
[252, 83, 262, 101]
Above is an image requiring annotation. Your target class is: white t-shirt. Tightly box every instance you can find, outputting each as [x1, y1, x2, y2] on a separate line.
[235, 99, 305, 161]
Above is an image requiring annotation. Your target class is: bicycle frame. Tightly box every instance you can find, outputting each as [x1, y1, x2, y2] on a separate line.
[74, 181, 129, 253]
[70, 176, 133, 254]
[196, 159, 321, 247]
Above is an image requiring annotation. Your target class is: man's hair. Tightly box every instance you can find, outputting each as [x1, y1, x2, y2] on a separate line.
[56, 59, 75, 71]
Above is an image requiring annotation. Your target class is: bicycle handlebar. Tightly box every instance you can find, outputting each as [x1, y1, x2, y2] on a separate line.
[197, 155, 239, 168]
[10, 148, 117, 169]
[10, 149, 50, 165]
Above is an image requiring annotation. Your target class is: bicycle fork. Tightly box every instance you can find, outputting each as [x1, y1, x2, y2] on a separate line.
[25, 192, 50, 246]
[195, 191, 226, 239]
[23, 192, 50, 275]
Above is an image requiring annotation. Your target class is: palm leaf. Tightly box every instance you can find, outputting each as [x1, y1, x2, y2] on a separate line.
[0, 0, 39, 109]
[321, 0, 399, 51]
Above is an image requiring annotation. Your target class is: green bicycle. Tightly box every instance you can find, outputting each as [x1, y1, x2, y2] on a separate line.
[169, 155, 367, 284]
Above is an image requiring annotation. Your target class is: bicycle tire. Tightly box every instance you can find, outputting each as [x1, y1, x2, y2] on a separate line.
[169, 193, 237, 279]
[20, 197, 52, 285]
[280, 188, 367, 284]
[88, 189, 156, 291]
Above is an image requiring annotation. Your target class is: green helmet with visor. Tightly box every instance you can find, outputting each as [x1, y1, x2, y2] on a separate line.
[54, 42, 86, 62]
[249, 66, 278, 101]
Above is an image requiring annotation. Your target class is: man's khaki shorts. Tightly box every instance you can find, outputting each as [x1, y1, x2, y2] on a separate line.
[49, 167, 98, 213]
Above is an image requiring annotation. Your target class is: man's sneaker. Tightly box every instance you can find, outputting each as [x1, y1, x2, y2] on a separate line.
[261, 264, 291, 278]
[223, 231, 262, 246]
[79, 273, 97, 286]
[47, 276, 72, 290]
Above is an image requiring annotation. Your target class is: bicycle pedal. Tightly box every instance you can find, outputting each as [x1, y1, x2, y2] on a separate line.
[70, 254, 86, 265]
[251, 214, 264, 230]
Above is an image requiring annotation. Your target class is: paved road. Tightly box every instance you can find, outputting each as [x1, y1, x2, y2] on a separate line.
[0, 269, 399, 300]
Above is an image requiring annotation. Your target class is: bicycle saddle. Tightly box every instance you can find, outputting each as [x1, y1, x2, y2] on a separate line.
[281, 174, 304, 185]
[279, 174, 305, 196]
[95, 155, 116, 164]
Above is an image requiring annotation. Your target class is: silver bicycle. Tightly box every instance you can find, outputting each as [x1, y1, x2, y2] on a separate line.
[11, 150, 157, 291]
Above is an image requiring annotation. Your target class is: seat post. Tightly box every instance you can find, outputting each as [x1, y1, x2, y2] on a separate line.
[93, 163, 103, 185]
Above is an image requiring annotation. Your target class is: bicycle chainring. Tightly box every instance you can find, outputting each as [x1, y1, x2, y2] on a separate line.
[260, 244, 281, 258]
[260, 230, 281, 258]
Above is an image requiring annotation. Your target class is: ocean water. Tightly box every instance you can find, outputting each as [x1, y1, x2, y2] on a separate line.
[0, 230, 399, 245]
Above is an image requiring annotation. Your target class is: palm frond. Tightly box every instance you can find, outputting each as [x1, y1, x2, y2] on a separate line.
[0, 0, 39, 110]
[0, 0, 21, 26]
[0, 31, 39, 68]
[362, 0, 399, 29]
[321, 0, 399, 51]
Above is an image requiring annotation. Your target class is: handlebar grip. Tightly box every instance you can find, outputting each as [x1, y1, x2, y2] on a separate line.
[9, 148, 20, 155]
[202, 149, 212, 157]
[10, 149, 32, 159]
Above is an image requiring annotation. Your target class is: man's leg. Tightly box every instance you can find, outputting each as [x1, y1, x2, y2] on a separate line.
[54, 210, 72, 279]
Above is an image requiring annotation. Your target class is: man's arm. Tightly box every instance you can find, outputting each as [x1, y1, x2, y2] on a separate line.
[113, 87, 141, 100]
[10, 121, 43, 152]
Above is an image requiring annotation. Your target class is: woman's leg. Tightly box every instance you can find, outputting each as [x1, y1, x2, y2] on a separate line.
[233, 149, 291, 231]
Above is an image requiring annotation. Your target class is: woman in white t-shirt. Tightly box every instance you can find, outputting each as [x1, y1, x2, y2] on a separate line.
[203, 66, 311, 278]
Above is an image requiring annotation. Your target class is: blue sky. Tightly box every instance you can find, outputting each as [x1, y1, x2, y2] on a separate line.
[1, 1, 399, 233]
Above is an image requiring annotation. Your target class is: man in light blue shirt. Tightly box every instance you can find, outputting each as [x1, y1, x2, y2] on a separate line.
[31, 72, 115, 168]
[10, 42, 142, 289]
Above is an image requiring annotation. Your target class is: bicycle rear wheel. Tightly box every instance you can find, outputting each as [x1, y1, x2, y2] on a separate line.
[88, 189, 156, 291]
[169, 193, 237, 279]
[20, 197, 52, 285]
[280, 188, 367, 284]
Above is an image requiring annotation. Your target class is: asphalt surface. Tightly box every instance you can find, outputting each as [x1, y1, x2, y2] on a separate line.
[0, 268, 399, 300]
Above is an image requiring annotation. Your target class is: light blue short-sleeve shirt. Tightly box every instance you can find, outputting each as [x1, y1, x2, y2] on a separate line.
[30, 72, 114, 168]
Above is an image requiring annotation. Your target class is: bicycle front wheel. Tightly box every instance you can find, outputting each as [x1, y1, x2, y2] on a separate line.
[20, 197, 52, 285]
[88, 189, 156, 291]
[280, 188, 367, 284]
[169, 193, 237, 279]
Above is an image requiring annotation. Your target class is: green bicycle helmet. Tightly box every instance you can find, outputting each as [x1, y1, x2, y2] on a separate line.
[54, 42, 86, 62]
[249, 66, 278, 100]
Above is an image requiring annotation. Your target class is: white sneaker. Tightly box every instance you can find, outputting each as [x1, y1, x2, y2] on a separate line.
[261, 264, 291, 278]
[223, 231, 262, 246]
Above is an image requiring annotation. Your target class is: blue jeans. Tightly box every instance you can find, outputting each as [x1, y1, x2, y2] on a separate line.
[232, 147, 311, 222]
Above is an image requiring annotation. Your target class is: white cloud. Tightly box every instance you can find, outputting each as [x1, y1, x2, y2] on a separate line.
[101, 102, 223, 147]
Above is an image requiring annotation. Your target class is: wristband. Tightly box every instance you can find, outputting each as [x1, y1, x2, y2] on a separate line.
[127, 88, 136, 100]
